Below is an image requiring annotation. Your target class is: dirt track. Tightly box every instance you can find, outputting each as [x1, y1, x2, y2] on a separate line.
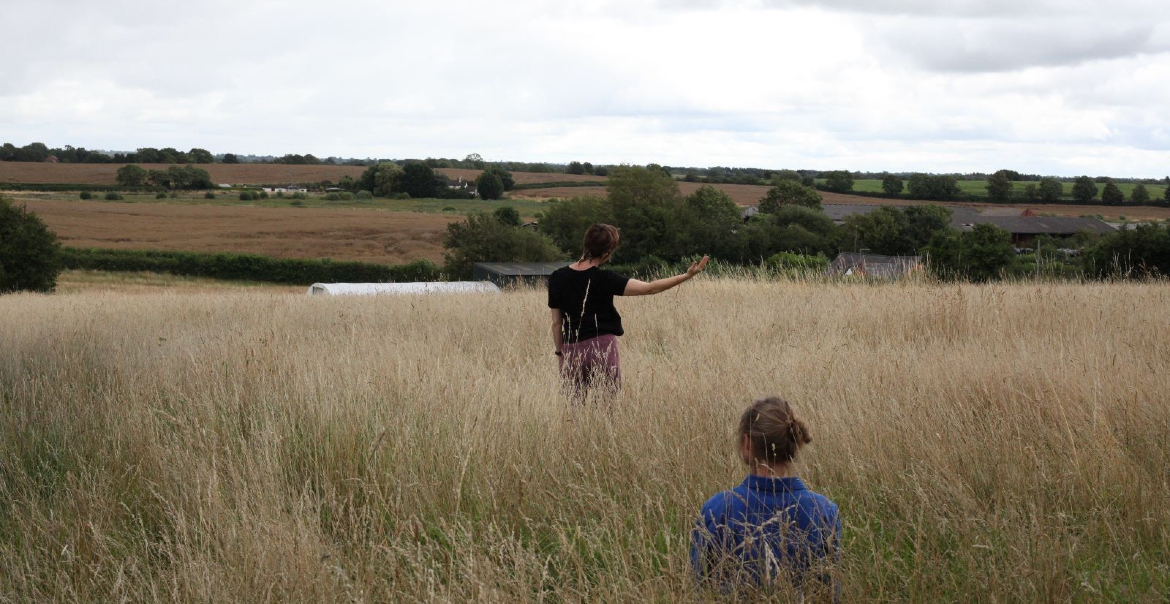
[24, 199, 456, 264]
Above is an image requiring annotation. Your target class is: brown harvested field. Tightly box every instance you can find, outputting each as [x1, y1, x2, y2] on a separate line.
[23, 199, 456, 264]
[512, 184, 1170, 221]
[0, 162, 604, 187]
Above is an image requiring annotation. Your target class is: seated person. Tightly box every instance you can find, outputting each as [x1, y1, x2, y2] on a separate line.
[691, 397, 841, 600]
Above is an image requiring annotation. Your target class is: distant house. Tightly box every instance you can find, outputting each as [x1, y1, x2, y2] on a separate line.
[448, 178, 478, 198]
[472, 262, 570, 287]
[262, 184, 308, 194]
[43, 155, 59, 163]
[829, 253, 922, 279]
[741, 206, 759, 221]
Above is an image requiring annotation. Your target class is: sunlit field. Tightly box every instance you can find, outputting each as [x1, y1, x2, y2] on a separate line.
[1, 279, 1167, 602]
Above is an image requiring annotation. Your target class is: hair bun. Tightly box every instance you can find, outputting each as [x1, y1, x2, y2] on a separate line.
[789, 418, 812, 445]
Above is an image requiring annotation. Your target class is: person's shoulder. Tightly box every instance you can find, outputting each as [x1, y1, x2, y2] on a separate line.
[701, 485, 750, 518]
[797, 489, 839, 519]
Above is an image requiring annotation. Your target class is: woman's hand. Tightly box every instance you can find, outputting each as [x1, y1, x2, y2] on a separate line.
[686, 256, 710, 278]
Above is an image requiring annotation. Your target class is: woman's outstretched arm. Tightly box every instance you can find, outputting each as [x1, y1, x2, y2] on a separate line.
[623, 256, 709, 297]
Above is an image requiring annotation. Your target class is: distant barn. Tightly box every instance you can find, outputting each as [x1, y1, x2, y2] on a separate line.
[829, 253, 922, 279]
[472, 262, 570, 287]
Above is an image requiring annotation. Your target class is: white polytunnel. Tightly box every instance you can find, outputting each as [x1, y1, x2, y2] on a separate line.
[307, 282, 501, 296]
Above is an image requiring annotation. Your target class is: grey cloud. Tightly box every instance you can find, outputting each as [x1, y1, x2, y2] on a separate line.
[756, 0, 1167, 18]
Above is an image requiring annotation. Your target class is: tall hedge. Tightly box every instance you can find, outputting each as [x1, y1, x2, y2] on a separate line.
[60, 248, 442, 285]
[0, 198, 62, 293]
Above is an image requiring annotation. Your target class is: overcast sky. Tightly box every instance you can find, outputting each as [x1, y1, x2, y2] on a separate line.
[3, 0, 1169, 176]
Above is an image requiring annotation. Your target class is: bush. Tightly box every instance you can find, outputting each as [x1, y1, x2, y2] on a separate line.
[60, 247, 443, 285]
[204, 192, 216, 199]
[493, 206, 521, 226]
[324, 193, 342, 201]
[1084, 222, 1170, 277]
[442, 212, 564, 278]
[442, 206, 457, 212]
[239, 191, 255, 201]
[356, 190, 373, 200]
[339, 192, 355, 201]
[0, 197, 62, 293]
[79, 191, 92, 200]
[291, 192, 307, 200]
[105, 192, 124, 201]
[477, 171, 505, 200]
[924, 223, 1015, 282]
[155, 192, 167, 199]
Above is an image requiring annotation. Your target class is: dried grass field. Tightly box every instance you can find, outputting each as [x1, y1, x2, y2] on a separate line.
[1, 280, 1168, 602]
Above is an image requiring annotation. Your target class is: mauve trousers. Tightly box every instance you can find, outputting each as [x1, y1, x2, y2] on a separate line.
[559, 334, 621, 397]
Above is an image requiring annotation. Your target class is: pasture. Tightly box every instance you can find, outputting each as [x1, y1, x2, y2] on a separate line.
[1, 280, 1166, 602]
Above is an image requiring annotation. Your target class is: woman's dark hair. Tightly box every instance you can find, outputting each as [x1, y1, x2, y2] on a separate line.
[738, 397, 811, 466]
[581, 224, 620, 261]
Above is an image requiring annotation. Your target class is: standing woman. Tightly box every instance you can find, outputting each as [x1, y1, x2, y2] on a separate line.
[547, 223, 708, 399]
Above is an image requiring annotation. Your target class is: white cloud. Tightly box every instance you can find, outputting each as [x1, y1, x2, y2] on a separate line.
[0, 0, 1168, 176]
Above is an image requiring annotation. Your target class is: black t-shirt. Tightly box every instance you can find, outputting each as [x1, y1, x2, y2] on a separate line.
[547, 266, 630, 343]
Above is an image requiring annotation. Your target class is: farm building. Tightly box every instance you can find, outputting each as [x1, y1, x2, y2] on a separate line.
[447, 178, 477, 197]
[829, 253, 923, 279]
[263, 184, 309, 194]
[472, 262, 570, 287]
[954, 216, 1115, 246]
[741, 206, 759, 221]
[307, 282, 500, 296]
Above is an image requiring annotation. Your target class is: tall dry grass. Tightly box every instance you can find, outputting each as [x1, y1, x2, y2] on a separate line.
[1, 280, 1167, 602]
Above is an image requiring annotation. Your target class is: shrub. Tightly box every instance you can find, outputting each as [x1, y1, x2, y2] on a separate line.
[442, 212, 564, 278]
[442, 206, 457, 212]
[204, 192, 216, 199]
[291, 192, 307, 200]
[356, 190, 373, 200]
[924, 223, 1016, 281]
[155, 192, 167, 199]
[105, 192, 124, 201]
[324, 193, 342, 201]
[79, 191, 92, 200]
[0, 197, 62, 293]
[239, 191, 255, 201]
[493, 206, 521, 226]
[339, 192, 355, 201]
[477, 171, 505, 200]
[59, 247, 443, 285]
[1084, 222, 1170, 277]
[258, 191, 269, 199]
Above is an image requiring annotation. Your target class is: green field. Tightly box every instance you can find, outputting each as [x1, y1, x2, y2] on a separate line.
[7, 190, 552, 218]
[833, 179, 1169, 201]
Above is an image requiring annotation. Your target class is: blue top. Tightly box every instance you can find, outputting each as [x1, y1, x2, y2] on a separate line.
[691, 475, 841, 595]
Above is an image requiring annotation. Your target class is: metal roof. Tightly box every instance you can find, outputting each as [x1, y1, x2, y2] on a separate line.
[473, 262, 570, 276]
[954, 216, 1115, 235]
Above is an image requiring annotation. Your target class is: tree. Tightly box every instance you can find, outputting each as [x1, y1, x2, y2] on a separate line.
[1071, 176, 1098, 203]
[924, 223, 1014, 282]
[358, 162, 404, 197]
[1131, 184, 1151, 205]
[483, 165, 515, 191]
[188, 148, 214, 163]
[986, 171, 1013, 202]
[774, 169, 803, 184]
[606, 165, 685, 261]
[442, 212, 563, 278]
[996, 169, 1022, 181]
[1101, 180, 1124, 205]
[583, 162, 595, 175]
[115, 164, 148, 186]
[537, 196, 614, 255]
[759, 180, 822, 212]
[1038, 177, 1063, 203]
[906, 174, 961, 201]
[400, 162, 437, 198]
[1165, 185, 1170, 206]
[477, 171, 505, 200]
[683, 185, 742, 259]
[0, 197, 62, 293]
[1022, 183, 1038, 201]
[222, 153, 240, 164]
[881, 174, 904, 197]
[822, 170, 854, 193]
[566, 161, 585, 175]
[493, 206, 521, 226]
[1084, 223, 1170, 277]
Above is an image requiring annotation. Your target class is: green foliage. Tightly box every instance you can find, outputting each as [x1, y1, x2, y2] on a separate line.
[79, 191, 92, 200]
[442, 213, 563, 278]
[822, 170, 854, 193]
[1101, 180, 1124, 205]
[537, 196, 614, 254]
[773, 169, 803, 184]
[1071, 176, 1098, 203]
[1131, 184, 1150, 205]
[204, 192, 216, 199]
[606, 166, 685, 261]
[1084, 222, 1170, 277]
[881, 174, 904, 197]
[1022, 183, 1038, 201]
[765, 252, 830, 275]
[986, 171, 1013, 202]
[115, 164, 149, 187]
[356, 190, 373, 200]
[759, 180, 822, 212]
[483, 166, 515, 191]
[477, 171, 505, 200]
[148, 164, 214, 190]
[239, 191, 256, 201]
[359, 162, 404, 197]
[0, 198, 62, 293]
[924, 223, 1016, 282]
[155, 192, 167, 199]
[324, 193, 342, 201]
[566, 161, 585, 175]
[493, 206, 521, 226]
[105, 192, 124, 201]
[906, 174, 961, 201]
[187, 148, 214, 163]
[1038, 177, 1063, 203]
[221, 153, 239, 164]
[60, 247, 441, 284]
[400, 162, 437, 198]
[844, 205, 953, 256]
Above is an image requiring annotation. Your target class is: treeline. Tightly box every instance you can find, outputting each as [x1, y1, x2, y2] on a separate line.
[60, 248, 441, 285]
[441, 167, 1170, 282]
[114, 165, 213, 189]
[0, 142, 218, 164]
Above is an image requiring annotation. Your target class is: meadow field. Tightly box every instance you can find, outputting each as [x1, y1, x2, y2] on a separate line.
[1, 279, 1167, 602]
